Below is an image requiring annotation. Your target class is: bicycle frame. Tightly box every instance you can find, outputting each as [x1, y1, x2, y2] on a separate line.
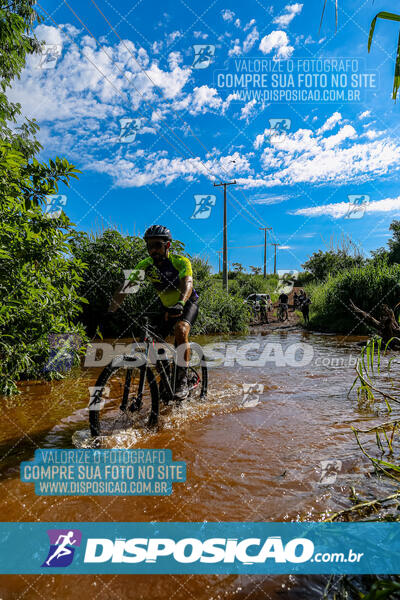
[89, 313, 208, 437]
[120, 316, 180, 412]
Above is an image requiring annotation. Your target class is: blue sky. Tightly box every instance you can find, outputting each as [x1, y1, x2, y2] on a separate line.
[11, 0, 400, 273]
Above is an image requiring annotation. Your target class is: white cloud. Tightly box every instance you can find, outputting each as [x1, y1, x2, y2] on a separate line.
[250, 193, 291, 205]
[228, 40, 241, 56]
[253, 111, 400, 188]
[279, 245, 292, 249]
[193, 31, 208, 39]
[35, 23, 64, 46]
[228, 27, 259, 56]
[292, 196, 400, 218]
[88, 150, 251, 187]
[10, 26, 193, 125]
[236, 177, 281, 189]
[221, 9, 235, 21]
[166, 30, 182, 44]
[273, 3, 303, 28]
[11, 26, 400, 194]
[234, 18, 241, 28]
[359, 110, 371, 120]
[362, 129, 384, 140]
[244, 19, 256, 31]
[152, 41, 163, 54]
[189, 86, 223, 114]
[254, 131, 267, 150]
[322, 125, 356, 149]
[240, 98, 257, 123]
[222, 92, 240, 113]
[259, 30, 294, 58]
[173, 85, 223, 114]
[317, 111, 342, 134]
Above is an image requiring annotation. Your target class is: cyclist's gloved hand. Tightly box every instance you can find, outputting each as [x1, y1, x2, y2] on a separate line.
[167, 301, 185, 316]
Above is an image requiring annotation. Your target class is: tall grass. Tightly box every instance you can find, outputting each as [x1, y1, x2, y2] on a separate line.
[307, 262, 400, 333]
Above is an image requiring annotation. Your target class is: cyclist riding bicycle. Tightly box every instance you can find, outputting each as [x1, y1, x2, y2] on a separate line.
[259, 294, 271, 324]
[278, 291, 289, 321]
[109, 225, 199, 401]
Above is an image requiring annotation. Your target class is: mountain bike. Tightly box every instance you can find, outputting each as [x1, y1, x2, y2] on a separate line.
[88, 312, 208, 438]
[277, 302, 288, 322]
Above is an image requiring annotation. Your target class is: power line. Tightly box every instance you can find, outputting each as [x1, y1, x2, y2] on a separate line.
[62, 1, 206, 168]
[40, 2, 267, 231]
[84, 0, 268, 229]
[37, 5, 203, 162]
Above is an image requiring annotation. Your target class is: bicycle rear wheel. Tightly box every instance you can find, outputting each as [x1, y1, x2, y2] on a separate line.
[89, 356, 159, 439]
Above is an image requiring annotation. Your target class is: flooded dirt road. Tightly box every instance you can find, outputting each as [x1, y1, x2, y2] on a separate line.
[0, 330, 399, 599]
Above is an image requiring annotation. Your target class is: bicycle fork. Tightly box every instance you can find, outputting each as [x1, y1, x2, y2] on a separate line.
[156, 359, 175, 404]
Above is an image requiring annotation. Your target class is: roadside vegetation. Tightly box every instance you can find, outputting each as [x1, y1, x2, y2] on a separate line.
[0, 0, 86, 394]
[300, 226, 400, 335]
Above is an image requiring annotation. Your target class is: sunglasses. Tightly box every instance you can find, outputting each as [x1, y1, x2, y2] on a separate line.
[146, 240, 167, 250]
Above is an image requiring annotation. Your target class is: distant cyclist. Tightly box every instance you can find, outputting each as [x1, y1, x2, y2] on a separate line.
[278, 291, 289, 322]
[300, 295, 311, 325]
[259, 295, 271, 324]
[293, 291, 299, 310]
[109, 225, 199, 400]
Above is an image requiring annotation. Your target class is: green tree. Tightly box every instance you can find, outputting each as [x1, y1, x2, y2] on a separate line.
[70, 230, 155, 336]
[250, 266, 262, 275]
[386, 220, 400, 264]
[0, 1, 85, 393]
[232, 262, 245, 273]
[302, 249, 364, 281]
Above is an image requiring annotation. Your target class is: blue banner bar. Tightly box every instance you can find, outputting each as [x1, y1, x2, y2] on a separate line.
[0, 522, 399, 574]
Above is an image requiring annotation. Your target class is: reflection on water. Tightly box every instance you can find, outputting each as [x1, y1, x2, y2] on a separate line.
[0, 330, 399, 599]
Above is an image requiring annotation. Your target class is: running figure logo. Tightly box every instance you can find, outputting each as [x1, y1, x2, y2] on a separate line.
[345, 194, 370, 219]
[192, 45, 215, 69]
[191, 194, 216, 219]
[119, 118, 143, 143]
[37, 44, 62, 69]
[42, 529, 82, 567]
[44, 194, 67, 219]
[268, 119, 291, 145]
[276, 270, 298, 295]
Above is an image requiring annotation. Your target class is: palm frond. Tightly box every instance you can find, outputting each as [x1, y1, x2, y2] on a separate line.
[319, 0, 338, 33]
[368, 12, 400, 100]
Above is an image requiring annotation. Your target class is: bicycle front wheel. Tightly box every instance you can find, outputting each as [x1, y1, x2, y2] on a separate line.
[89, 356, 159, 439]
[186, 342, 208, 401]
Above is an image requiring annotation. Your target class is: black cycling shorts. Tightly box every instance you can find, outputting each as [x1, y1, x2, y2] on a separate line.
[158, 299, 199, 338]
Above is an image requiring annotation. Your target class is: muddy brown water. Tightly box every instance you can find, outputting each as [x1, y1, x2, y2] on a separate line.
[0, 330, 399, 599]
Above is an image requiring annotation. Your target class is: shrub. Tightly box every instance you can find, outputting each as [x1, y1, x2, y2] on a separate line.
[0, 144, 86, 393]
[308, 262, 400, 333]
[193, 282, 251, 334]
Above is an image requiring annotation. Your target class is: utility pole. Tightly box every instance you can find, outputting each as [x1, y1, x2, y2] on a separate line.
[214, 180, 237, 291]
[259, 227, 272, 278]
[270, 243, 279, 275]
[216, 250, 222, 274]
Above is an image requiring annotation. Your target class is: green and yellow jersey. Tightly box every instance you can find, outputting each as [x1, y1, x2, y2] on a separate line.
[128, 254, 198, 308]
